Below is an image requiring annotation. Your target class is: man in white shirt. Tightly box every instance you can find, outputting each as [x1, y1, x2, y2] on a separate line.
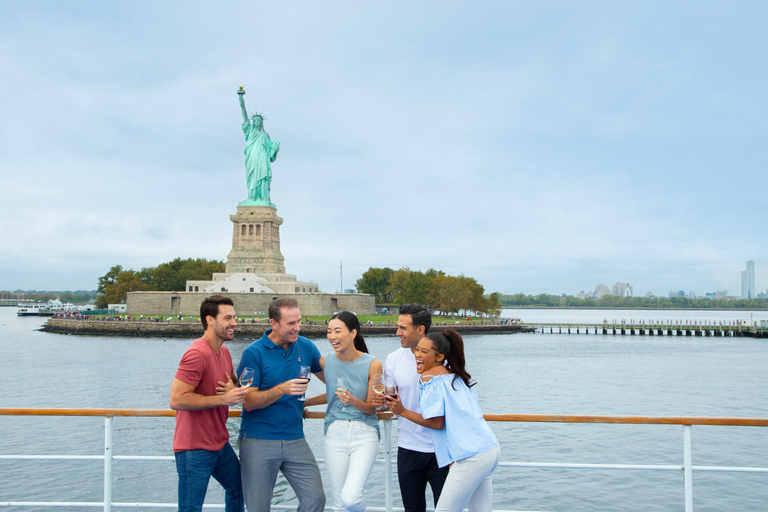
[373, 304, 449, 512]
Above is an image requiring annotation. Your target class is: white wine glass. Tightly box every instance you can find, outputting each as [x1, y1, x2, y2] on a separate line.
[297, 365, 311, 401]
[240, 367, 254, 388]
[371, 374, 385, 411]
[336, 377, 349, 411]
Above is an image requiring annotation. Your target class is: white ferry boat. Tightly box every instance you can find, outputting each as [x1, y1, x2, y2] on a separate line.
[16, 299, 78, 316]
[15, 303, 40, 316]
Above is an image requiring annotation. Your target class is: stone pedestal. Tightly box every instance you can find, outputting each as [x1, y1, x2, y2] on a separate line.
[226, 206, 286, 274]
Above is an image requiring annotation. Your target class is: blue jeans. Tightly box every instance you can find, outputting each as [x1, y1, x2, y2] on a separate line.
[175, 442, 244, 512]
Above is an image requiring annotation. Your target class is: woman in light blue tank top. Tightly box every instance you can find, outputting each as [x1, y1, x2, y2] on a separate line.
[305, 311, 382, 512]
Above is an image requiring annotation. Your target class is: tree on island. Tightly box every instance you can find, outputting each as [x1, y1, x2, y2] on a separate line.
[355, 266, 503, 317]
[427, 274, 484, 316]
[355, 267, 395, 303]
[487, 292, 503, 316]
[96, 266, 151, 308]
[388, 267, 443, 305]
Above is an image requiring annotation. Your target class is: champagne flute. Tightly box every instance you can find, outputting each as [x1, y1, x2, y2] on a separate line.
[239, 367, 254, 388]
[298, 365, 311, 401]
[371, 374, 385, 411]
[336, 377, 349, 411]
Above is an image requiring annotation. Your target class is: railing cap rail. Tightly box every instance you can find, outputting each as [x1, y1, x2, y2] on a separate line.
[2, 408, 767, 426]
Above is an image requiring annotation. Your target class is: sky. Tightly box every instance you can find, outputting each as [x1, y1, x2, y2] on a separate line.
[1, 1, 766, 297]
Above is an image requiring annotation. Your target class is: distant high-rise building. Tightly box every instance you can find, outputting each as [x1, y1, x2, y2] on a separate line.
[611, 282, 633, 297]
[593, 284, 611, 298]
[741, 260, 756, 299]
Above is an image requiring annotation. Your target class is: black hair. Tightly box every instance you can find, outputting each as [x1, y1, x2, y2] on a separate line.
[330, 311, 368, 353]
[200, 294, 234, 330]
[425, 329, 473, 389]
[269, 297, 299, 322]
[399, 303, 432, 334]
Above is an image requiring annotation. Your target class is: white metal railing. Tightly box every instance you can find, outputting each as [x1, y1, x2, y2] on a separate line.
[1, 409, 767, 512]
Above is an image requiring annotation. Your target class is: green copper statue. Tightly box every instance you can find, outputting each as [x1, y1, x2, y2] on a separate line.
[237, 86, 280, 207]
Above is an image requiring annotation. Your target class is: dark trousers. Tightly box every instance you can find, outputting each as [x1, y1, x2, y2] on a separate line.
[397, 447, 450, 512]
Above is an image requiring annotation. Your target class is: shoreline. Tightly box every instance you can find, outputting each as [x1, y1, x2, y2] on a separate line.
[40, 318, 535, 339]
[501, 306, 768, 311]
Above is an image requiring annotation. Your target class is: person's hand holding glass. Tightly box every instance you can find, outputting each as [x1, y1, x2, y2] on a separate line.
[384, 385, 400, 416]
[297, 365, 311, 401]
[371, 374, 385, 411]
[336, 377, 350, 411]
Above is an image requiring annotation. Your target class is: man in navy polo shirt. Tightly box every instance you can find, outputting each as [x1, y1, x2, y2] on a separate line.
[237, 297, 325, 512]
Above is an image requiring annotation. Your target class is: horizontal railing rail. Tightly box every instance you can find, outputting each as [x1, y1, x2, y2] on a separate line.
[7, 407, 768, 426]
[1, 408, 767, 512]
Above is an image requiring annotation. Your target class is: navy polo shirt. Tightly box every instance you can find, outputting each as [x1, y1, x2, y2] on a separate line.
[237, 329, 322, 440]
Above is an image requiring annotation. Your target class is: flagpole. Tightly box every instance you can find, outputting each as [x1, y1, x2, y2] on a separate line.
[340, 260, 343, 293]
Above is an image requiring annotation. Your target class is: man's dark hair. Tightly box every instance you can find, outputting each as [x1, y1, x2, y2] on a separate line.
[269, 297, 300, 322]
[399, 303, 431, 334]
[200, 294, 234, 330]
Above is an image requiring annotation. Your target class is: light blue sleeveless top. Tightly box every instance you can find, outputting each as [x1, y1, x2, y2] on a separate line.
[324, 352, 379, 437]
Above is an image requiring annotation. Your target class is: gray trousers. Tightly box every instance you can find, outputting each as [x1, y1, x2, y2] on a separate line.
[240, 437, 325, 512]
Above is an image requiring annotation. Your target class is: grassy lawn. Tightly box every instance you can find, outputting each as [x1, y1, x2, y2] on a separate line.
[303, 314, 485, 325]
[89, 314, 486, 325]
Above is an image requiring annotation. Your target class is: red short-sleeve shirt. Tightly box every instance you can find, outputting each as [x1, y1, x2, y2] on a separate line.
[172, 338, 234, 452]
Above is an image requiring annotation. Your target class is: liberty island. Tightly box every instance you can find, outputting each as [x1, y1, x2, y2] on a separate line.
[125, 86, 374, 317]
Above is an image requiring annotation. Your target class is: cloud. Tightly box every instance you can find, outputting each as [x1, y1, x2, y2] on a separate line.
[0, 2, 766, 297]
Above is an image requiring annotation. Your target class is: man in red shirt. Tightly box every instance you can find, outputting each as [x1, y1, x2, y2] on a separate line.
[170, 295, 250, 512]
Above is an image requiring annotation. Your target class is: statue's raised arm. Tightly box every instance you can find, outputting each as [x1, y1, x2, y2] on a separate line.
[238, 86, 249, 125]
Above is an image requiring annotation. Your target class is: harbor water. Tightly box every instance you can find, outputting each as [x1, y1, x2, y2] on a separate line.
[1, 307, 767, 511]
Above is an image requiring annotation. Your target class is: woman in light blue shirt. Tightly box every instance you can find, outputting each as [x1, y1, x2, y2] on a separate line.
[306, 311, 382, 512]
[388, 329, 500, 512]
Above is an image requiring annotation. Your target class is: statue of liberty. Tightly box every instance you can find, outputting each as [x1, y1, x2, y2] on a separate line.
[237, 87, 280, 207]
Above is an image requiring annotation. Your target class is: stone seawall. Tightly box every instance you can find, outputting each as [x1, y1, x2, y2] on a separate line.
[41, 318, 534, 339]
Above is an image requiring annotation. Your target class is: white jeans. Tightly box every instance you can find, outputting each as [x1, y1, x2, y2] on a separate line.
[324, 420, 379, 512]
[435, 445, 500, 512]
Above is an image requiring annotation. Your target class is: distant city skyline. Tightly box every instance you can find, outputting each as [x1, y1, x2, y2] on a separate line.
[573, 261, 763, 300]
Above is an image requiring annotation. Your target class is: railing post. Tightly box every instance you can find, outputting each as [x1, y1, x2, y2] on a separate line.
[683, 424, 693, 512]
[104, 416, 113, 512]
[384, 419, 393, 512]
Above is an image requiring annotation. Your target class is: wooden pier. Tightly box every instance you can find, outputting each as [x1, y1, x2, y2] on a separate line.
[532, 321, 768, 338]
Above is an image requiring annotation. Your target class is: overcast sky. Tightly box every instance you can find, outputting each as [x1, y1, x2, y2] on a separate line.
[1, 2, 765, 297]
